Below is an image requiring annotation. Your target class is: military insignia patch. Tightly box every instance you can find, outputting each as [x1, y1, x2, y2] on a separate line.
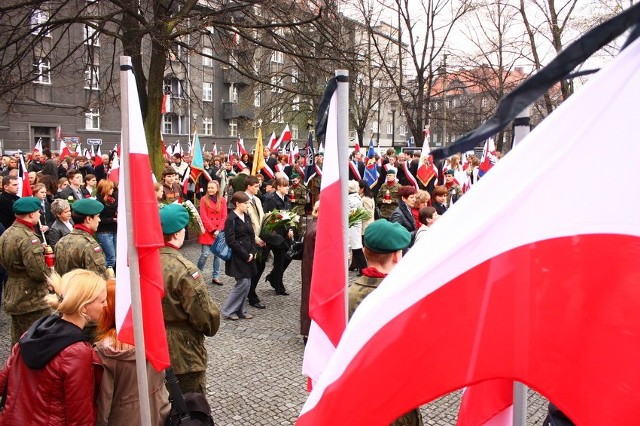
[93, 246, 102, 252]
[31, 239, 40, 244]
[192, 271, 200, 279]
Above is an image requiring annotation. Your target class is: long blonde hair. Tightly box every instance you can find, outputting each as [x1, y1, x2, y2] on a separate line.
[45, 269, 106, 315]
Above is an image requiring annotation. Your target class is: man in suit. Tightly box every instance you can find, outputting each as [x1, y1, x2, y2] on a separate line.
[0, 176, 20, 229]
[243, 175, 268, 309]
[56, 170, 83, 201]
[348, 150, 365, 181]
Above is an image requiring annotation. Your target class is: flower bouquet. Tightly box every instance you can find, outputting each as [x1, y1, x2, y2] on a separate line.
[348, 206, 372, 228]
[262, 209, 300, 234]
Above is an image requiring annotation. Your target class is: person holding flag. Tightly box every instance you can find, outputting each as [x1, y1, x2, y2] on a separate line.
[159, 203, 220, 394]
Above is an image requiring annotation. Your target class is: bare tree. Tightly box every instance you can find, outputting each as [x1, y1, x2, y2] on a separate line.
[353, 0, 474, 147]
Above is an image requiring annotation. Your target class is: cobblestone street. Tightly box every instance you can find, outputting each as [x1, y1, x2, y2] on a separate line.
[0, 239, 549, 425]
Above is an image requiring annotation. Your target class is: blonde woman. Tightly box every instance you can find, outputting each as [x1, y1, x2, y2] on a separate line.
[0, 270, 106, 425]
[197, 180, 228, 285]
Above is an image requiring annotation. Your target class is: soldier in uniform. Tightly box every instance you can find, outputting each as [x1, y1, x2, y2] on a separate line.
[375, 168, 401, 219]
[0, 197, 51, 344]
[289, 173, 308, 217]
[159, 204, 220, 394]
[307, 153, 323, 209]
[348, 220, 423, 426]
[55, 198, 108, 279]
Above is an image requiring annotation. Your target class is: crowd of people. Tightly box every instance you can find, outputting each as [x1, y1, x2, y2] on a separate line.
[0, 144, 502, 425]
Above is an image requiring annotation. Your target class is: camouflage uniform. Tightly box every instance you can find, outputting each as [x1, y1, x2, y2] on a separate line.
[375, 182, 400, 219]
[348, 275, 424, 426]
[308, 170, 322, 210]
[54, 228, 108, 279]
[0, 221, 51, 344]
[289, 182, 308, 216]
[160, 246, 220, 395]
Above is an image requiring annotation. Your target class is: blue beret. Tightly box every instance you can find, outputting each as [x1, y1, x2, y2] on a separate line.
[71, 198, 104, 216]
[13, 197, 42, 214]
[159, 204, 189, 234]
[364, 220, 411, 253]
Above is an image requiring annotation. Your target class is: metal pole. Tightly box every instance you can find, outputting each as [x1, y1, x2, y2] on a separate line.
[511, 107, 531, 150]
[119, 56, 152, 426]
[391, 109, 396, 148]
[335, 69, 349, 318]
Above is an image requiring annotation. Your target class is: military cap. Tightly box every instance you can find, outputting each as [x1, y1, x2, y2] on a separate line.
[386, 167, 397, 175]
[71, 198, 104, 216]
[290, 173, 300, 179]
[445, 169, 455, 175]
[13, 196, 42, 214]
[364, 219, 411, 253]
[160, 203, 189, 234]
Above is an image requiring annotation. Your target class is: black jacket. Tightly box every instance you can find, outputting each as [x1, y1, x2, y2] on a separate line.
[390, 200, 417, 234]
[0, 192, 19, 229]
[224, 211, 257, 279]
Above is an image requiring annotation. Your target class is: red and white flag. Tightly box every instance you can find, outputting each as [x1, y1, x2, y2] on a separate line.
[17, 152, 32, 197]
[32, 138, 43, 157]
[161, 93, 171, 114]
[108, 151, 120, 184]
[94, 146, 103, 168]
[416, 128, 438, 187]
[59, 139, 72, 161]
[302, 85, 348, 388]
[267, 132, 277, 151]
[237, 138, 247, 155]
[478, 138, 497, 177]
[271, 124, 291, 152]
[115, 58, 171, 372]
[298, 36, 640, 426]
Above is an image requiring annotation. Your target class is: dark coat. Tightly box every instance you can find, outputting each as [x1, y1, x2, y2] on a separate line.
[390, 200, 417, 234]
[97, 193, 117, 234]
[224, 211, 257, 279]
[261, 192, 292, 248]
[45, 219, 71, 248]
[0, 192, 19, 229]
[56, 185, 82, 201]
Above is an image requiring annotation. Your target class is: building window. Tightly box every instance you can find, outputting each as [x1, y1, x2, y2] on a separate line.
[85, 108, 100, 130]
[203, 82, 213, 102]
[271, 50, 284, 64]
[292, 96, 300, 111]
[84, 66, 99, 90]
[163, 115, 172, 134]
[85, 23, 100, 46]
[371, 122, 379, 133]
[202, 47, 213, 67]
[481, 97, 488, 108]
[271, 107, 283, 123]
[270, 76, 282, 93]
[229, 119, 238, 137]
[254, 90, 261, 107]
[399, 125, 407, 136]
[229, 84, 238, 103]
[30, 9, 50, 37]
[291, 68, 298, 83]
[33, 58, 51, 84]
[386, 122, 393, 135]
[291, 125, 299, 141]
[163, 79, 171, 95]
[203, 117, 213, 135]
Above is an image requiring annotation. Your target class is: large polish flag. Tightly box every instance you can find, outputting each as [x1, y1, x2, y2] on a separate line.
[301, 88, 348, 386]
[115, 59, 171, 372]
[271, 124, 292, 152]
[298, 36, 640, 425]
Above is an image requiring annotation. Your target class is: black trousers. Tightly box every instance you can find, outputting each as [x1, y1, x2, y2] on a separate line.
[248, 246, 269, 304]
[266, 245, 292, 293]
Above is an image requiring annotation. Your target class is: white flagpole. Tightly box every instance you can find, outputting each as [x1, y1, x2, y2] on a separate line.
[336, 69, 349, 317]
[119, 56, 152, 426]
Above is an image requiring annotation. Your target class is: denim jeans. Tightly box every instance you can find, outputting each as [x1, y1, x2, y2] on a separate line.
[197, 244, 222, 279]
[96, 232, 117, 268]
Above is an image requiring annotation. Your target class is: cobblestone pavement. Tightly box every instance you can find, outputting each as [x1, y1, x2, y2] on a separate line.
[0, 239, 549, 425]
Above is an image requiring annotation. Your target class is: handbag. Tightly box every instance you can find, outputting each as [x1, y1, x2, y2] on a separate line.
[286, 238, 304, 261]
[210, 231, 232, 261]
[165, 368, 215, 426]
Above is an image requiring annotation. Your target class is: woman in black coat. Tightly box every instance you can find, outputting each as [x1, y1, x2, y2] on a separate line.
[389, 185, 418, 234]
[221, 191, 257, 320]
[262, 177, 294, 295]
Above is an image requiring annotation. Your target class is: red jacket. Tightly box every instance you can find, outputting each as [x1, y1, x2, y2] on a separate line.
[0, 340, 103, 425]
[198, 196, 227, 246]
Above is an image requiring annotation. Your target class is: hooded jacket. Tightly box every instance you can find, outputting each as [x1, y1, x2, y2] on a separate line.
[0, 315, 103, 426]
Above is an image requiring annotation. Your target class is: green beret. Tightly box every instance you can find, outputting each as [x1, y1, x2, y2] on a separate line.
[290, 173, 300, 179]
[13, 196, 42, 214]
[159, 203, 189, 234]
[445, 169, 455, 175]
[364, 220, 411, 253]
[386, 168, 397, 175]
[71, 198, 104, 216]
